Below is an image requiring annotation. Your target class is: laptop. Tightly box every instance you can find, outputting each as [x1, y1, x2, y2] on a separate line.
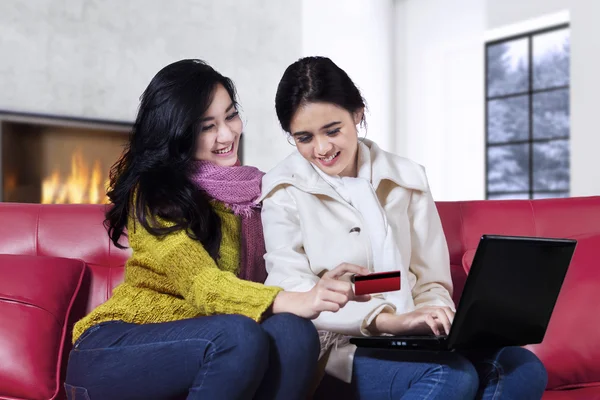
[349, 235, 577, 351]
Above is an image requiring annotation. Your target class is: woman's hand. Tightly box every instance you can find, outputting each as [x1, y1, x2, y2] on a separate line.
[370, 306, 455, 336]
[272, 263, 372, 319]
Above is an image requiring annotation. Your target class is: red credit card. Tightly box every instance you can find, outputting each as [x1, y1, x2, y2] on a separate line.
[351, 270, 401, 295]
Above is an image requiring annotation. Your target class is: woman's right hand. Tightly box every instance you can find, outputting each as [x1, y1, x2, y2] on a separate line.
[370, 306, 454, 336]
[272, 263, 372, 319]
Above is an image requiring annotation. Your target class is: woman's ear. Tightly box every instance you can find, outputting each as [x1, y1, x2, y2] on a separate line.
[353, 108, 365, 126]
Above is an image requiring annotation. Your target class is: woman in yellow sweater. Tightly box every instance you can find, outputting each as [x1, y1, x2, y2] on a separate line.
[63, 59, 369, 400]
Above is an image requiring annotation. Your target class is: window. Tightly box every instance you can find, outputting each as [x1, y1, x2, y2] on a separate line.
[485, 25, 570, 200]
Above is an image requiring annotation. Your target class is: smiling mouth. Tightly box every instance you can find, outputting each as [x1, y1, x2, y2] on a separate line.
[212, 143, 233, 155]
[317, 151, 340, 166]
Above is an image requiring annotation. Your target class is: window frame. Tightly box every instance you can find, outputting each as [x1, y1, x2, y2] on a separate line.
[484, 23, 570, 200]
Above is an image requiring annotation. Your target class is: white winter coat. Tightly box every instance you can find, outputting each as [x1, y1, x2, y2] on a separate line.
[260, 140, 454, 382]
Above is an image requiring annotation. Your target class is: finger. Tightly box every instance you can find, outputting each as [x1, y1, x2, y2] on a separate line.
[317, 300, 343, 313]
[434, 309, 452, 335]
[425, 314, 441, 336]
[319, 289, 348, 307]
[441, 307, 455, 325]
[321, 278, 352, 294]
[325, 263, 370, 279]
[351, 294, 372, 302]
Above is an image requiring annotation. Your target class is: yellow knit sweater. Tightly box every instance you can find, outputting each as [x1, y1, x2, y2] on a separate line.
[72, 203, 282, 342]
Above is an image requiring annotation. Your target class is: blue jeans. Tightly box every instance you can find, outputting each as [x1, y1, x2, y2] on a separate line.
[351, 347, 548, 399]
[64, 313, 319, 400]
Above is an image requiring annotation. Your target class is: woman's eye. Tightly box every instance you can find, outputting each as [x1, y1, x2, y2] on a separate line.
[226, 111, 239, 121]
[326, 128, 341, 136]
[201, 124, 215, 132]
[298, 135, 312, 143]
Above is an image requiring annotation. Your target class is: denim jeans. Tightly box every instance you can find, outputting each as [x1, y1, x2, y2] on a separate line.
[64, 313, 319, 400]
[351, 346, 548, 400]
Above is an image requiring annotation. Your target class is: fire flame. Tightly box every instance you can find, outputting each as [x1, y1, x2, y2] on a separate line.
[42, 149, 110, 204]
[5, 173, 17, 193]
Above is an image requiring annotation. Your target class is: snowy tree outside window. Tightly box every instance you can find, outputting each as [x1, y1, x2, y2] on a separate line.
[486, 25, 570, 200]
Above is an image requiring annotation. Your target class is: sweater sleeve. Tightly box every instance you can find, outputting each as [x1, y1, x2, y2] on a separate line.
[407, 170, 455, 310]
[134, 223, 282, 321]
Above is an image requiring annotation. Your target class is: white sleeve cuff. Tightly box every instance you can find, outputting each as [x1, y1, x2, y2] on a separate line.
[360, 304, 396, 336]
[414, 297, 455, 311]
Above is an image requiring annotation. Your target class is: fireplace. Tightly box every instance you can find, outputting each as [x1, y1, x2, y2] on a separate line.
[0, 112, 131, 204]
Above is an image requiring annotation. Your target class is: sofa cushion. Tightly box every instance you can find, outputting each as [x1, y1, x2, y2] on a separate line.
[0, 254, 85, 400]
[461, 248, 477, 275]
[461, 234, 600, 390]
[542, 386, 600, 400]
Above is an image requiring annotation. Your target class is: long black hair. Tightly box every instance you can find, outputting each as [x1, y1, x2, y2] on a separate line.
[274, 56, 366, 133]
[105, 59, 238, 260]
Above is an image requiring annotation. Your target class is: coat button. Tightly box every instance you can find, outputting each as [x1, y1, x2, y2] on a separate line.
[349, 227, 361, 234]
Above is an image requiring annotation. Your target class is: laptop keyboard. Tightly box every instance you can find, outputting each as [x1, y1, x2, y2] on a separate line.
[389, 334, 448, 340]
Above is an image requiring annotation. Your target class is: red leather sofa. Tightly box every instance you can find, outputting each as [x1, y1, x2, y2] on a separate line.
[1, 196, 599, 399]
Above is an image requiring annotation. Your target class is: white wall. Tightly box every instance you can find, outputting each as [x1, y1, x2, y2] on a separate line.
[301, 0, 395, 152]
[487, 0, 570, 29]
[487, 0, 600, 197]
[568, 1, 600, 196]
[394, 0, 486, 200]
[395, 0, 600, 200]
[0, 0, 302, 171]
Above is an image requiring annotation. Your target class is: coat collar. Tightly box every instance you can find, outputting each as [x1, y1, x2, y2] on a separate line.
[259, 139, 428, 202]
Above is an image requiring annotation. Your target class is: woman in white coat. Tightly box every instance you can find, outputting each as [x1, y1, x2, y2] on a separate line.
[260, 56, 548, 399]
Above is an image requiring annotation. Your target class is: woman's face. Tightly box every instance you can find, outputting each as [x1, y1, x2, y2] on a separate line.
[289, 102, 362, 177]
[195, 84, 242, 166]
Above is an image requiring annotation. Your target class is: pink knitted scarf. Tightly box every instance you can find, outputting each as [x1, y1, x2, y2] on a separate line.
[190, 160, 267, 283]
